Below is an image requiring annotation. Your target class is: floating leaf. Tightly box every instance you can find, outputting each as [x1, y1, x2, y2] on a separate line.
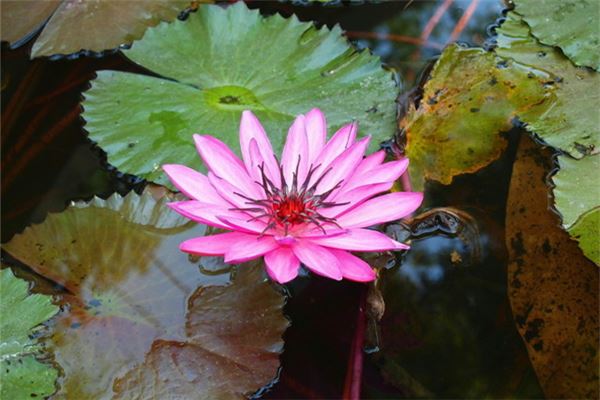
[2, 191, 229, 398]
[568, 208, 600, 266]
[552, 154, 600, 264]
[402, 44, 550, 190]
[0, 268, 59, 399]
[553, 154, 600, 229]
[2, 191, 287, 398]
[113, 265, 289, 399]
[495, 12, 600, 158]
[82, 2, 398, 186]
[0, 0, 193, 58]
[506, 136, 599, 398]
[513, 0, 600, 70]
[0, 1, 59, 46]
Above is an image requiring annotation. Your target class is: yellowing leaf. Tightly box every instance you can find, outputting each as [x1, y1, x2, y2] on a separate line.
[506, 136, 599, 398]
[402, 44, 551, 190]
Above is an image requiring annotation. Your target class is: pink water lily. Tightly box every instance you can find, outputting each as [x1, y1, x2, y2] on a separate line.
[163, 109, 423, 283]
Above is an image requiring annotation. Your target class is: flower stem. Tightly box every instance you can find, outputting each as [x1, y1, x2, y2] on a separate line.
[343, 287, 367, 400]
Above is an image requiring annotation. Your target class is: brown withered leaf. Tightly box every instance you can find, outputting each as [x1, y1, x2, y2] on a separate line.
[0, 1, 59, 45]
[1, 0, 194, 58]
[505, 136, 599, 398]
[113, 265, 289, 399]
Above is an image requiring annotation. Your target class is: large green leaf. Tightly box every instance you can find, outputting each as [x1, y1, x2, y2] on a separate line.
[2, 190, 287, 399]
[0, 268, 59, 399]
[506, 136, 599, 398]
[552, 154, 600, 265]
[495, 12, 600, 158]
[82, 2, 398, 186]
[569, 208, 600, 266]
[401, 44, 551, 190]
[513, 0, 600, 70]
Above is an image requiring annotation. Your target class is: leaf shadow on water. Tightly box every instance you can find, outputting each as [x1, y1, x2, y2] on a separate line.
[360, 128, 545, 399]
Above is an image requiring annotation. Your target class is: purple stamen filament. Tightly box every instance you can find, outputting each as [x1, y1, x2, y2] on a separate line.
[232, 158, 348, 235]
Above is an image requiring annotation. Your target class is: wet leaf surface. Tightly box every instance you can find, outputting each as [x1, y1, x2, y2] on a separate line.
[113, 265, 289, 399]
[0, 268, 59, 399]
[496, 12, 600, 159]
[2, 191, 231, 398]
[506, 136, 599, 398]
[402, 44, 550, 190]
[82, 2, 398, 187]
[513, 0, 600, 70]
[1, 0, 192, 58]
[552, 154, 600, 265]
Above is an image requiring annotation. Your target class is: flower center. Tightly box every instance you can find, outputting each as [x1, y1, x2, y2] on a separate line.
[272, 194, 315, 226]
[232, 159, 349, 235]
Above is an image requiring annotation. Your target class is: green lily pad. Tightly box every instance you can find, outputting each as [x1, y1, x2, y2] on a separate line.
[113, 265, 289, 399]
[0, 0, 192, 58]
[513, 0, 600, 70]
[401, 44, 551, 190]
[569, 208, 600, 266]
[82, 2, 398, 186]
[553, 154, 600, 229]
[552, 154, 600, 265]
[0, 268, 59, 399]
[495, 12, 600, 158]
[506, 136, 599, 398]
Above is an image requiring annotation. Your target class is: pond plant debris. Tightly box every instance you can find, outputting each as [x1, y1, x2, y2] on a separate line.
[164, 109, 423, 283]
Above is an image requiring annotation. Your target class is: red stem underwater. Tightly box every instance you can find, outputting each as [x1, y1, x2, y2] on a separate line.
[343, 287, 367, 400]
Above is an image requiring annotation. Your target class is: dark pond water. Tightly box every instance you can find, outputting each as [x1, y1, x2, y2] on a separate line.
[2, 0, 545, 398]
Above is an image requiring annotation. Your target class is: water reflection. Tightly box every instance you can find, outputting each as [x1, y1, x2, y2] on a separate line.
[400, 236, 474, 287]
[363, 217, 543, 398]
[351, 0, 504, 83]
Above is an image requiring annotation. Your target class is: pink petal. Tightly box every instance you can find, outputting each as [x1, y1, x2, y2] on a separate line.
[336, 192, 424, 228]
[328, 249, 376, 282]
[216, 215, 269, 235]
[207, 172, 251, 208]
[168, 201, 266, 233]
[310, 121, 357, 187]
[359, 150, 386, 172]
[239, 111, 280, 186]
[304, 108, 326, 164]
[179, 232, 255, 255]
[314, 136, 370, 196]
[162, 164, 223, 205]
[307, 228, 409, 251]
[223, 235, 279, 263]
[292, 242, 342, 280]
[297, 226, 347, 238]
[264, 247, 300, 283]
[167, 201, 231, 229]
[345, 158, 409, 192]
[319, 182, 393, 218]
[281, 115, 309, 186]
[193, 134, 261, 198]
